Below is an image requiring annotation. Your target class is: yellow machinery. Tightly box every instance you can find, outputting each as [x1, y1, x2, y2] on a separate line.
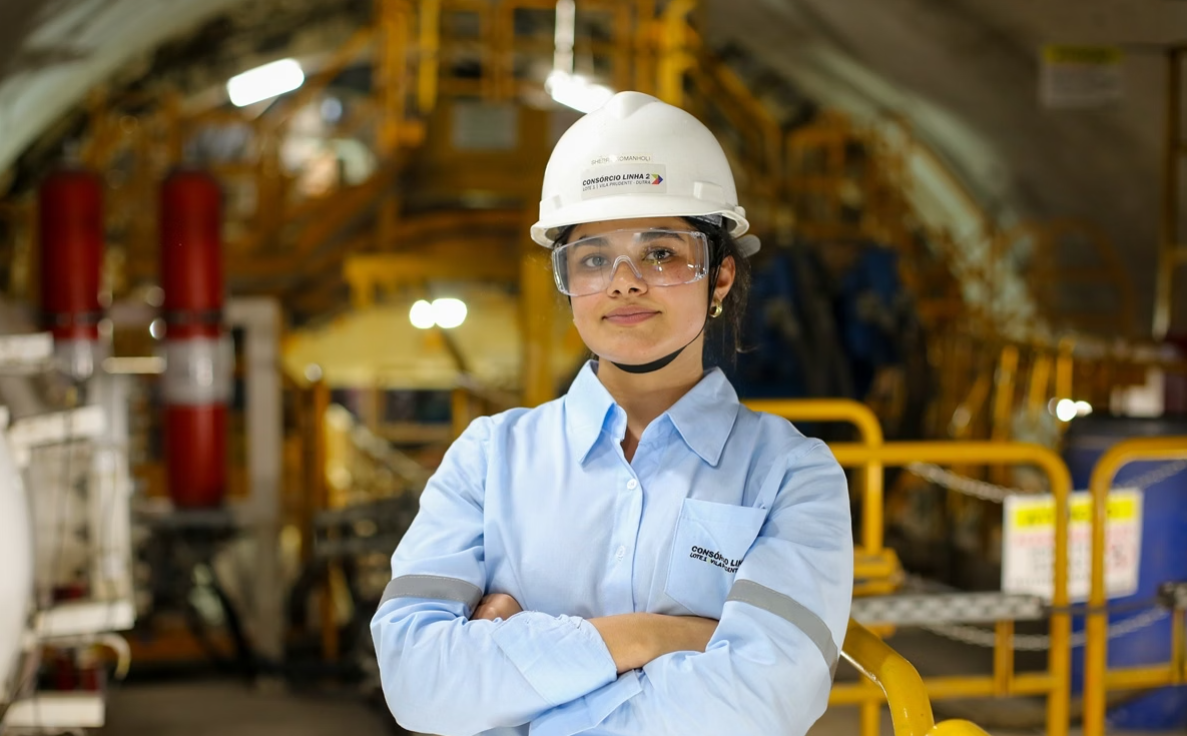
[2, 1, 1185, 734]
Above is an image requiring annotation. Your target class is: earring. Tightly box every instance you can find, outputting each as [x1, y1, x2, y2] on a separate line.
[709, 302, 724, 319]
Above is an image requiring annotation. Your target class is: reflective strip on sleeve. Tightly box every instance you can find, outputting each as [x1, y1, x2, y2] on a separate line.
[380, 574, 484, 611]
[727, 579, 839, 674]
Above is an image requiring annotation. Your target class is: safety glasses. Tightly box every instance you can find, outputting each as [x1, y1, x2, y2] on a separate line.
[551, 229, 709, 297]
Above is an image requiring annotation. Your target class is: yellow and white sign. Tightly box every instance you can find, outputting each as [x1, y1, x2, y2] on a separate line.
[1040, 45, 1124, 109]
[1002, 489, 1142, 602]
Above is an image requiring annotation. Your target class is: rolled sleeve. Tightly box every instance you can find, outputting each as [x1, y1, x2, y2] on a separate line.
[492, 613, 619, 705]
[528, 671, 642, 736]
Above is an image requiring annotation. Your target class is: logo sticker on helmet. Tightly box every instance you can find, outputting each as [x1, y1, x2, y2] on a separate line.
[580, 163, 668, 199]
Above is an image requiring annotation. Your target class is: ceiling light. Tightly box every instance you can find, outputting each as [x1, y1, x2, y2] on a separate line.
[227, 59, 305, 108]
[409, 300, 436, 330]
[1055, 398, 1078, 422]
[431, 298, 468, 329]
[546, 70, 614, 114]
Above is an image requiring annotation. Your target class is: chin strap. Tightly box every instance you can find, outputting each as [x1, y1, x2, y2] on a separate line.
[609, 315, 709, 374]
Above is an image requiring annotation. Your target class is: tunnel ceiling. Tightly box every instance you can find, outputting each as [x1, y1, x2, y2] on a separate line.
[1, 0, 1185, 334]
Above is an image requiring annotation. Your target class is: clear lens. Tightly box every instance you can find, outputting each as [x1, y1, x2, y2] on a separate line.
[552, 229, 709, 296]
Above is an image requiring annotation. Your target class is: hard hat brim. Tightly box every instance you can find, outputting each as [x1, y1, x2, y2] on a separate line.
[531, 194, 749, 248]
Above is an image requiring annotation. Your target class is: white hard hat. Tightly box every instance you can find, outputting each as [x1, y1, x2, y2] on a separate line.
[531, 91, 752, 249]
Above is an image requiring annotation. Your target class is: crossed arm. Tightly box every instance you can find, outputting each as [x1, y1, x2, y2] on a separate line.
[371, 419, 851, 736]
[473, 593, 719, 674]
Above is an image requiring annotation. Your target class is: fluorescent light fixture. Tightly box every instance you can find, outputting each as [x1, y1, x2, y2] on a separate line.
[431, 298, 468, 329]
[227, 59, 305, 107]
[409, 300, 436, 330]
[546, 70, 614, 113]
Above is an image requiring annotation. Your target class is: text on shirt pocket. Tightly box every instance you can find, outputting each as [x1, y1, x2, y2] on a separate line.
[664, 498, 767, 618]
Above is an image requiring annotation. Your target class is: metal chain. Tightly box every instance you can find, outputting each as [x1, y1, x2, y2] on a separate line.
[905, 459, 1187, 503]
[900, 463, 1187, 650]
[1115, 459, 1187, 492]
[905, 462, 1016, 503]
[922, 607, 1169, 651]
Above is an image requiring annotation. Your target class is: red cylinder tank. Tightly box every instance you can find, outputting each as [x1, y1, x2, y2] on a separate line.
[160, 171, 228, 509]
[39, 171, 104, 378]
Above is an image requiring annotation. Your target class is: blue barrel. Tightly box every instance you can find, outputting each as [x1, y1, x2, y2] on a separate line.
[1063, 416, 1187, 730]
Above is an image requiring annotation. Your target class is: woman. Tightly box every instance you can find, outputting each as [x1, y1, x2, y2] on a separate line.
[372, 92, 853, 736]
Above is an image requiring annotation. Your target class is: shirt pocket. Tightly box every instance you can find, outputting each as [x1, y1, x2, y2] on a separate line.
[664, 498, 767, 618]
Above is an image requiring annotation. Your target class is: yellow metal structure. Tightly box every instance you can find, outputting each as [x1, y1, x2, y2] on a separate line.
[1153, 45, 1187, 340]
[827, 441, 1073, 736]
[1082, 436, 1187, 736]
[1004, 220, 1138, 338]
[841, 619, 991, 736]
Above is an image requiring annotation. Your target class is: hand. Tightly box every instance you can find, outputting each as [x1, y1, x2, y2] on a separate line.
[472, 593, 523, 621]
[590, 614, 719, 673]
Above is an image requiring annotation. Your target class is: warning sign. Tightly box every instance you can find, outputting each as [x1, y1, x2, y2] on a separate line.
[1040, 45, 1124, 109]
[1002, 489, 1142, 602]
[580, 163, 667, 199]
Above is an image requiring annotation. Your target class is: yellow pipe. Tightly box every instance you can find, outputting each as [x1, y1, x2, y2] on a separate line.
[1027, 352, 1053, 422]
[841, 619, 936, 736]
[927, 720, 992, 736]
[860, 703, 880, 736]
[1103, 664, 1178, 690]
[656, 0, 694, 106]
[1084, 436, 1187, 736]
[829, 684, 885, 706]
[993, 620, 1014, 696]
[745, 399, 884, 553]
[829, 441, 1071, 736]
[417, 0, 440, 113]
[830, 673, 1059, 704]
[1173, 610, 1185, 682]
[992, 345, 1018, 442]
[451, 387, 471, 440]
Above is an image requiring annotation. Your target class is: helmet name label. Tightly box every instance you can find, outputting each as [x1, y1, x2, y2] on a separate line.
[580, 163, 668, 199]
[589, 153, 653, 165]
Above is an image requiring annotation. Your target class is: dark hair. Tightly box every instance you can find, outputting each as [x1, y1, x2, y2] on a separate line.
[684, 216, 751, 365]
[552, 218, 752, 365]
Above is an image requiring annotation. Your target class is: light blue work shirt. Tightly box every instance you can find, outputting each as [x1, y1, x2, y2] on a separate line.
[372, 361, 853, 736]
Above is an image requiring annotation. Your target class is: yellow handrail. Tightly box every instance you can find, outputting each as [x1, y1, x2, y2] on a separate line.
[828, 441, 1072, 736]
[843, 619, 935, 734]
[926, 720, 993, 736]
[842, 619, 993, 736]
[1083, 436, 1187, 736]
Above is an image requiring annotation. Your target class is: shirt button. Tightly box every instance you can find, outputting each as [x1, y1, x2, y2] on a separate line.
[616, 545, 626, 559]
[626, 479, 638, 490]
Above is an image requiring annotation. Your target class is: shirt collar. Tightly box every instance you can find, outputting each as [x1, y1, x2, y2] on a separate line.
[664, 368, 739, 466]
[563, 361, 740, 466]
[565, 362, 620, 464]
